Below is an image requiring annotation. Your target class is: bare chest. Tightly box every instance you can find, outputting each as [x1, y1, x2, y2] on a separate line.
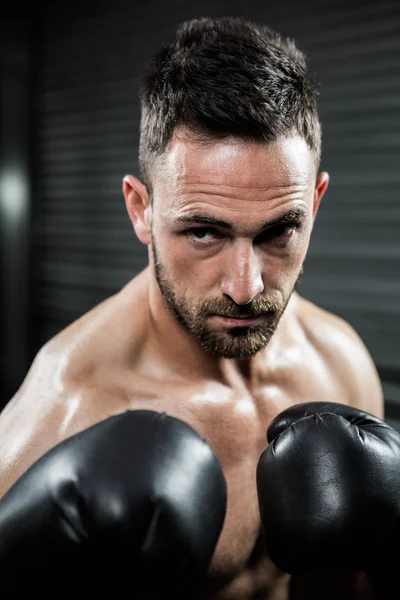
[122, 358, 343, 599]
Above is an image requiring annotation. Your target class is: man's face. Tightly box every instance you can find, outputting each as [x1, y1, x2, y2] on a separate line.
[150, 131, 319, 359]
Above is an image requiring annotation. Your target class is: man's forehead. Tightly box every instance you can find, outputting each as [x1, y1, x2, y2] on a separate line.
[154, 129, 314, 199]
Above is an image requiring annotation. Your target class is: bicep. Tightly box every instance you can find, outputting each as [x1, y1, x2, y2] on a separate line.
[0, 387, 125, 499]
[0, 397, 57, 498]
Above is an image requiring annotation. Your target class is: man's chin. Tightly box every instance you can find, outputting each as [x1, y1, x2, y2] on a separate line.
[212, 347, 266, 359]
[195, 330, 273, 359]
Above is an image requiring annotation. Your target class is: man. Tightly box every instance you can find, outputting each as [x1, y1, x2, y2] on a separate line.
[0, 16, 385, 599]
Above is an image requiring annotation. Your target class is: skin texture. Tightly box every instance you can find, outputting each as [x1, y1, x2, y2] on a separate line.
[0, 131, 384, 599]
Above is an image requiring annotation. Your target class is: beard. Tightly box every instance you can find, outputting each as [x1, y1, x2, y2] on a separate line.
[152, 236, 303, 359]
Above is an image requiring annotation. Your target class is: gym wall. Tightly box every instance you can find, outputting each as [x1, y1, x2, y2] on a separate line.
[1, 0, 400, 425]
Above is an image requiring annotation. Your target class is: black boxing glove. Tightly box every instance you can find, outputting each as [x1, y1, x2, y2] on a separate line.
[0, 410, 227, 598]
[256, 401, 400, 600]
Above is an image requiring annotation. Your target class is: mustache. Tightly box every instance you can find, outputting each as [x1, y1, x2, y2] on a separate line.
[198, 297, 281, 319]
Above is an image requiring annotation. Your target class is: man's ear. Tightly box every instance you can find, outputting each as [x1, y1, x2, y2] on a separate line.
[312, 171, 330, 220]
[123, 175, 152, 245]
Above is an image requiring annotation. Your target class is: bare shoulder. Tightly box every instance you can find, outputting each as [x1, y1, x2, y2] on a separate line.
[0, 326, 129, 499]
[0, 272, 149, 498]
[295, 294, 384, 419]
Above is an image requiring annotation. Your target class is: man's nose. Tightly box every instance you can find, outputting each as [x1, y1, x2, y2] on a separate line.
[220, 243, 264, 305]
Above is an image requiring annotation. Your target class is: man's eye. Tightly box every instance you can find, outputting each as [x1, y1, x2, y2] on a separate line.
[189, 228, 219, 242]
[258, 224, 296, 242]
[270, 225, 294, 238]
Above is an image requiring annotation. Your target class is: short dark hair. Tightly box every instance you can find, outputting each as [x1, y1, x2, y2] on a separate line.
[139, 16, 321, 192]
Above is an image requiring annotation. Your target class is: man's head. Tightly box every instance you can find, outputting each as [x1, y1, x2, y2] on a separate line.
[124, 17, 329, 359]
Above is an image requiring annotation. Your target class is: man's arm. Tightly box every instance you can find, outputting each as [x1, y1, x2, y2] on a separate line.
[0, 346, 125, 498]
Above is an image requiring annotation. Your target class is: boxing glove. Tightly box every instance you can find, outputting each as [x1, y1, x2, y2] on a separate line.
[0, 410, 227, 598]
[256, 401, 400, 599]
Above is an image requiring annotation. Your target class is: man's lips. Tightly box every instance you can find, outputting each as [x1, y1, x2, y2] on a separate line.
[210, 314, 268, 326]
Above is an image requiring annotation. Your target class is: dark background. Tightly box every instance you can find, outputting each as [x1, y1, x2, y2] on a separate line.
[1, 1, 399, 427]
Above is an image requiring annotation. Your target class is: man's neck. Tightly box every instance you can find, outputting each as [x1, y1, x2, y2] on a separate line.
[139, 269, 297, 389]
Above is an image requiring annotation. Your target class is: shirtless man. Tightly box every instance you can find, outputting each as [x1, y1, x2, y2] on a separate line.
[0, 15, 393, 600]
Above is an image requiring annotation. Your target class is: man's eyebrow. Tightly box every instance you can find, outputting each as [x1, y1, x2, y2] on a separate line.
[175, 208, 308, 230]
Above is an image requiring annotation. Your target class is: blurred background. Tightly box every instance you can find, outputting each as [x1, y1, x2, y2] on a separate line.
[1, 0, 399, 427]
